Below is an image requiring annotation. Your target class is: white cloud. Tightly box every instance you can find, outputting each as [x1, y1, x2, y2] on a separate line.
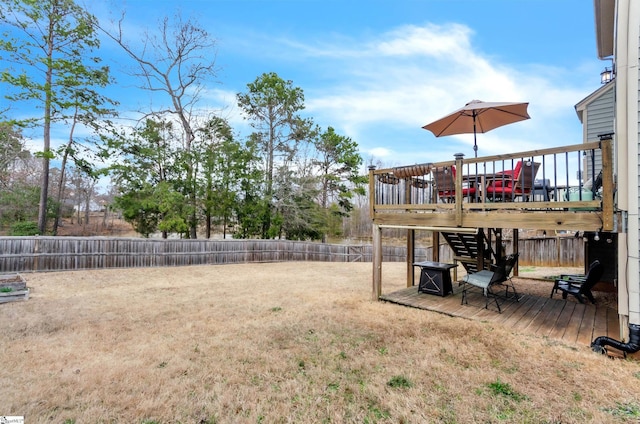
[365, 147, 394, 158]
[375, 24, 474, 59]
[272, 22, 600, 161]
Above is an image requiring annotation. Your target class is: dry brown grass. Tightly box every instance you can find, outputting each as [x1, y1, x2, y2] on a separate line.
[2, 262, 640, 423]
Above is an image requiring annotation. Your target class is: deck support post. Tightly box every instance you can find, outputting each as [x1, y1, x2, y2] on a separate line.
[476, 229, 485, 271]
[407, 229, 415, 287]
[372, 223, 382, 300]
[432, 231, 440, 262]
[513, 228, 519, 276]
[601, 139, 614, 231]
[454, 153, 464, 226]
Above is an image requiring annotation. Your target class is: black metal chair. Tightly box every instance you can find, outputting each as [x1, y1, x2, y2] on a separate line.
[461, 253, 519, 313]
[550, 259, 603, 304]
[495, 253, 520, 300]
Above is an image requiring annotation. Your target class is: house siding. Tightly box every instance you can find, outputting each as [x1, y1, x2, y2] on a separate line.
[585, 86, 614, 177]
[586, 86, 615, 141]
[634, 28, 640, 323]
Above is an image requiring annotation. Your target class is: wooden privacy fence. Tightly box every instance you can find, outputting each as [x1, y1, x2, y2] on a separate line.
[0, 236, 584, 273]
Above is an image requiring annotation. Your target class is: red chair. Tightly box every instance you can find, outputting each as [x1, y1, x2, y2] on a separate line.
[432, 166, 477, 202]
[485, 160, 540, 201]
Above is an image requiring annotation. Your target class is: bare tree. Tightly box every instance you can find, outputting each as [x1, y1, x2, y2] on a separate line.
[100, 13, 219, 238]
[68, 166, 95, 227]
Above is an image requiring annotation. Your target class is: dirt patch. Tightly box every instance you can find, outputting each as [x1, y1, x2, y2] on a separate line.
[56, 214, 137, 237]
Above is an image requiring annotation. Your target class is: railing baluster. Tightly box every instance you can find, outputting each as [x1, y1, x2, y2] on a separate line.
[564, 152, 570, 200]
[370, 141, 610, 231]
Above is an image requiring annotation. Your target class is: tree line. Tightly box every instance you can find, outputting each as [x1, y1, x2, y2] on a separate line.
[0, 0, 368, 241]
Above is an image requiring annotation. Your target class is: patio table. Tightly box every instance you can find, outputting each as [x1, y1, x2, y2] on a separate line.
[462, 173, 498, 203]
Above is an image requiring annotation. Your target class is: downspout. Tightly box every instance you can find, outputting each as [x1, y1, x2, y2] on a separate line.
[592, 323, 640, 355]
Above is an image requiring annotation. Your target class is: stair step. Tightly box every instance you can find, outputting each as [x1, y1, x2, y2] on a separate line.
[441, 231, 486, 274]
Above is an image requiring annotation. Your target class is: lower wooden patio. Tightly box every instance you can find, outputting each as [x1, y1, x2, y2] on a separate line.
[380, 282, 620, 349]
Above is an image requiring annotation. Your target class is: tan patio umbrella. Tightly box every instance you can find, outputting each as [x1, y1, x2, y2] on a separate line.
[422, 100, 530, 157]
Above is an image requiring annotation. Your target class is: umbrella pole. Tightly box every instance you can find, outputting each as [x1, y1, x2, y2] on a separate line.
[473, 112, 478, 158]
[473, 112, 479, 200]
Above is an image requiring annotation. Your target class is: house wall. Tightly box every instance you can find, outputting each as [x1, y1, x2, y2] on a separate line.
[585, 86, 615, 142]
[614, 0, 640, 329]
[633, 21, 640, 324]
[585, 85, 614, 177]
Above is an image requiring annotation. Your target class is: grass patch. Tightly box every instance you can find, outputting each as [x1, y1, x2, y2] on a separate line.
[602, 401, 640, 419]
[386, 375, 413, 389]
[486, 379, 528, 402]
[365, 402, 391, 423]
[517, 266, 536, 273]
[0, 287, 13, 293]
[327, 382, 340, 391]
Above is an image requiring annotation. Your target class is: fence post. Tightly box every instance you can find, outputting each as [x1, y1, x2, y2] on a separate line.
[372, 224, 382, 300]
[33, 237, 40, 272]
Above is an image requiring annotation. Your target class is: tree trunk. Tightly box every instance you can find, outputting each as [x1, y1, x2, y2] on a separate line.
[84, 196, 90, 226]
[102, 206, 108, 228]
[38, 20, 55, 235]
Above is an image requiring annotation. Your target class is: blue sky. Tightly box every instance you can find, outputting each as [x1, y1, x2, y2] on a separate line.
[9, 0, 606, 173]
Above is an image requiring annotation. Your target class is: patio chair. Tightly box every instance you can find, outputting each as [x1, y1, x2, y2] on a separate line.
[552, 259, 600, 287]
[550, 259, 603, 304]
[485, 160, 541, 201]
[591, 170, 603, 196]
[432, 166, 477, 203]
[497, 253, 520, 300]
[533, 179, 552, 201]
[460, 253, 519, 313]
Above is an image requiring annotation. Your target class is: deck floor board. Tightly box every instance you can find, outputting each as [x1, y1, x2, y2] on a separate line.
[548, 302, 576, 340]
[380, 285, 617, 347]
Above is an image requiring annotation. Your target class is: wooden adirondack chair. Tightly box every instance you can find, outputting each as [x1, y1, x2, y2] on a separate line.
[550, 259, 604, 304]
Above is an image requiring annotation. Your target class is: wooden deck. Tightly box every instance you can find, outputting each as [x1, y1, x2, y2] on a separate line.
[380, 283, 620, 348]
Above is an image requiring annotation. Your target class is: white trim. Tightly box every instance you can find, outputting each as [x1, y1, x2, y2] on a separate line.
[595, 0, 616, 59]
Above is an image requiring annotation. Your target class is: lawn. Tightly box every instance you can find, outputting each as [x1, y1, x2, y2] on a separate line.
[1, 262, 639, 423]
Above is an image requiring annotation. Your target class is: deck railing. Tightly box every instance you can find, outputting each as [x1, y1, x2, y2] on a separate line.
[369, 140, 616, 232]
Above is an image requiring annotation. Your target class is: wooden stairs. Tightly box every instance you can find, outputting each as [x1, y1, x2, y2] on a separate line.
[440, 229, 500, 274]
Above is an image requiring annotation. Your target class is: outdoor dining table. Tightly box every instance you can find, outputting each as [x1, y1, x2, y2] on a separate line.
[462, 173, 498, 203]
